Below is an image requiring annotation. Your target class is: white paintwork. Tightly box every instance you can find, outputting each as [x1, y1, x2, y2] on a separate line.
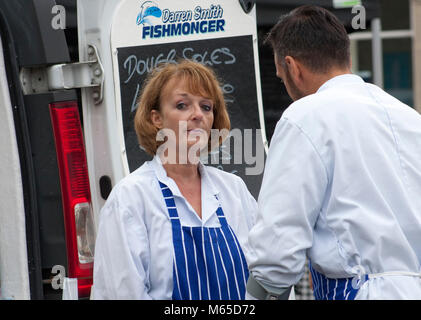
[0, 35, 30, 300]
[77, 0, 128, 228]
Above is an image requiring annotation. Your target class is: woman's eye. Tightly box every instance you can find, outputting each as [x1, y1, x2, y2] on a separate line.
[202, 104, 212, 112]
[176, 102, 186, 110]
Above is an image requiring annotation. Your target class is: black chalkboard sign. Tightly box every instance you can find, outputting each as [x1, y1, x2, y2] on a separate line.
[117, 35, 265, 198]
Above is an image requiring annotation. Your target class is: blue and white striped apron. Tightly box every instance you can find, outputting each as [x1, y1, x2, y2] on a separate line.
[309, 261, 367, 300]
[159, 181, 249, 300]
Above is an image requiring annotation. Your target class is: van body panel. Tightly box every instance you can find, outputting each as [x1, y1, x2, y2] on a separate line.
[0, 34, 30, 300]
[77, 0, 129, 228]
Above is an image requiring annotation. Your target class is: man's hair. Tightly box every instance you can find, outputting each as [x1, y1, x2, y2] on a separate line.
[265, 5, 350, 73]
[134, 60, 230, 155]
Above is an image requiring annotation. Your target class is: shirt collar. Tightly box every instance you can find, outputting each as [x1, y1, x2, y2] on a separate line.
[149, 155, 221, 224]
[149, 155, 220, 198]
[317, 74, 364, 93]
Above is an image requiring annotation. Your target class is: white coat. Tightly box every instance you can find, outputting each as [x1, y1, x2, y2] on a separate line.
[92, 156, 257, 299]
[247, 74, 421, 300]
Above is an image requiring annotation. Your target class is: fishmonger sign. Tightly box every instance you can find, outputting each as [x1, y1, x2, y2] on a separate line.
[138, 3, 226, 39]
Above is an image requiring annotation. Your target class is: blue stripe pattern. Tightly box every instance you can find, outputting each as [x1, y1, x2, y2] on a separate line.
[159, 181, 249, 300]
[309, 261, 366, 300]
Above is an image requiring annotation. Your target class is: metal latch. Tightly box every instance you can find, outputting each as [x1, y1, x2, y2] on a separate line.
[239, 0, 255, 13]
[47, 45, 105, 104]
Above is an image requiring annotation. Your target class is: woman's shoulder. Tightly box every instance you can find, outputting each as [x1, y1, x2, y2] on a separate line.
[202, 165, 257, 229]
[104, 161, 157, 208]
[116, 160, 155, 187]
[203, 164, 241, 181]
[202, 164, 249, 192]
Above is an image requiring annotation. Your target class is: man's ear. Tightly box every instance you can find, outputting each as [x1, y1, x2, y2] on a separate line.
[150, 109, 163, 129]
[284, 56, 303, 83]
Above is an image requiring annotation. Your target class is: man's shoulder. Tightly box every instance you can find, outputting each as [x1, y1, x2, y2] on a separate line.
[282, 90, 331, 123]
[282, 82, 366, 125]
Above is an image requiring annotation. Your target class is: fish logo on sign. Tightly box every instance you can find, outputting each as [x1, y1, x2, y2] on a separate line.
[136, 1, 162, 26]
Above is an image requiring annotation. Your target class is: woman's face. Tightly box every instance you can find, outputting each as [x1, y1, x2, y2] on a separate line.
[151, 76, 214, 159]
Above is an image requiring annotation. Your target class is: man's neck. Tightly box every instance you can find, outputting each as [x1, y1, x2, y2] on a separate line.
[309, 68, 352, 94]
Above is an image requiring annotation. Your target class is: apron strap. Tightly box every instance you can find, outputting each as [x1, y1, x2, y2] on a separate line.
[368, 271, 421, 279]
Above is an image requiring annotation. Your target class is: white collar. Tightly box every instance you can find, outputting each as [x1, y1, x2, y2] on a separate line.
[317, 74, 365, 93]
[149, 155, 221, 224]
[149, 155, 220, 194]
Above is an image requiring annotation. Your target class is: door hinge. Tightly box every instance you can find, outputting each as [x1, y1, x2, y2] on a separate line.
[20, 45, 104, 104]
[47, 45, 105, 104]
[20, 45, 105, 104]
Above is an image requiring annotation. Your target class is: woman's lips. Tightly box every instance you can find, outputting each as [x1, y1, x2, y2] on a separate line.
[186, 129, 208, 143]
[187, 128, 205, 133]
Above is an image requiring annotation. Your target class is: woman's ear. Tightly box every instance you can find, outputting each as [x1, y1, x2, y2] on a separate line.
[150, 109, 163, 129]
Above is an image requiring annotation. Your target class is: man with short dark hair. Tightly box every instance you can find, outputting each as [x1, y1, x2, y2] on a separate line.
[246, 5, 421, 300]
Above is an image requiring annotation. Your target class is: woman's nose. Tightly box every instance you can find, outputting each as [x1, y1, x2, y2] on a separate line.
[191, 104, 204, 120]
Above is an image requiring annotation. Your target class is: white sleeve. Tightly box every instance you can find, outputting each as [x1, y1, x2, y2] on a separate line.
[238, 177, 258, 231]
[91, 190, 152, 300]
[247, 118, 328, 289]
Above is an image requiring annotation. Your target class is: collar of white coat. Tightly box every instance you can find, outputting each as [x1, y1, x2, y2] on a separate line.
[317, 73, 365, 93]
[149, 155, 221, 224]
